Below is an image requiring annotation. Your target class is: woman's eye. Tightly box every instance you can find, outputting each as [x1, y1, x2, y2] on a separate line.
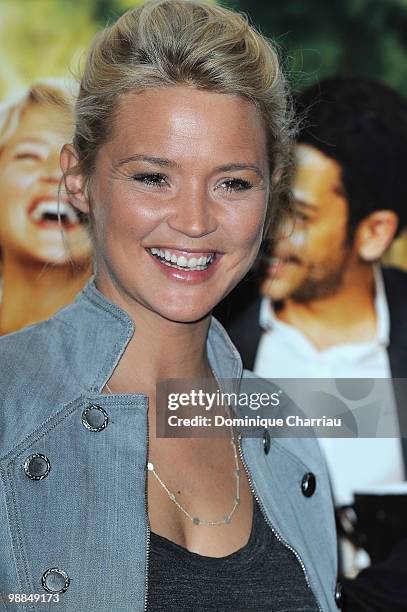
[131, 173, 168, 188]
[219, 178, 253, 193]
[13, 152, 43, 162]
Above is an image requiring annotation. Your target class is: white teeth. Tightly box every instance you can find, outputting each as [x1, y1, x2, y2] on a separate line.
[30, 200, 78, 224]
[148, 248, 216, 270]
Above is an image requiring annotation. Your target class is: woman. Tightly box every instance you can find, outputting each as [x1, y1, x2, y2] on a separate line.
[0, 80, 92, 335]
[0, 1, 339, 610]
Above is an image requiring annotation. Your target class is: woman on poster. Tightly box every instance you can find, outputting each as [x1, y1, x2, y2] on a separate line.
[0, 80, 91, 335]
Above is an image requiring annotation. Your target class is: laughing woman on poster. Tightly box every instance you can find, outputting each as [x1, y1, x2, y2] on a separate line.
[0, 81, 91, 335]
[0, 1, 339, 610]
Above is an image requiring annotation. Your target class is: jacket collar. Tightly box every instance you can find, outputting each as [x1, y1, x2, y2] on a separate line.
[55, 276, 243, 394]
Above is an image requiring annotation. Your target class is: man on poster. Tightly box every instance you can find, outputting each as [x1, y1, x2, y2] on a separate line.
[217, 76, 407, 607]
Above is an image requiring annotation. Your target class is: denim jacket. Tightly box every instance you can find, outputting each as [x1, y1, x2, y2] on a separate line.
[0, 278, 338, 612]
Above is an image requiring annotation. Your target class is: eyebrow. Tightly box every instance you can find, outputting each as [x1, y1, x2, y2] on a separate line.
[118, 154, 181, 169]
[213, 163, 264, 179]
[117, 155, 264, 178]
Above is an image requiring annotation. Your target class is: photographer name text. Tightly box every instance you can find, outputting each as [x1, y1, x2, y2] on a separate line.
[166, 414, 342, 428]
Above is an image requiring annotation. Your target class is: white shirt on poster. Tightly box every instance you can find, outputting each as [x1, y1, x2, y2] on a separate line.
[254, 267, 405, 573]
[254, 266, 404, 504]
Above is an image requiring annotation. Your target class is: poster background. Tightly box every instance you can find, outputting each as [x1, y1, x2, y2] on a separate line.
[1, 0, 407, 268]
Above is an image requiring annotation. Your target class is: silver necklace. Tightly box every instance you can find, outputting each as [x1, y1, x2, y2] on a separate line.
[104, 381, 241, 526]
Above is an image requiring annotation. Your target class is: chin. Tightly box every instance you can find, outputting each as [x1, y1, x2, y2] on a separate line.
[144, 281, 230, 324]
[12, 247, 66, 267]
[153, 301, 213, 324]
[36, 253, 75, 266]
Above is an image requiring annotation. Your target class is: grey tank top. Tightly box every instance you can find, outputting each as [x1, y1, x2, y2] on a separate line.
[146, 499, 319, 611]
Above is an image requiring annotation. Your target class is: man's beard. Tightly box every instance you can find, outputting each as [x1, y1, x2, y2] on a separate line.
[290, 247, 353, 303]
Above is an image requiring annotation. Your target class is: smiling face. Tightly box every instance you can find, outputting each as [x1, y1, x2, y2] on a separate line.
[263, 143, 352, 301]
[65, 86, 269, 323]
[0, 102, 91, 265]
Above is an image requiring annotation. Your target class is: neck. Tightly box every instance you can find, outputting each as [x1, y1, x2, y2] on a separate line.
[0, 251, 92, 335]
[95, 275, 213, 396]
[277, 264, 377, 350]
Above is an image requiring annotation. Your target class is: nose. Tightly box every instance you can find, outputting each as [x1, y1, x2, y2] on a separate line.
[40, 149, 61, 185]
[276, 231, 304, 258]
[273, 214, 306, 258]
[167, 183, 218, 238]
[271, 215, 293, 255]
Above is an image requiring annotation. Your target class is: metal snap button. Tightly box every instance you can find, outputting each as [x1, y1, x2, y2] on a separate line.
[263, 428, 271, 455]
[334, 580, 343, 608]
[301, 472, 317, 497]
[42, 568, 70, 594]
[23, 454, 51, 481]
[82, 404, 109, 432]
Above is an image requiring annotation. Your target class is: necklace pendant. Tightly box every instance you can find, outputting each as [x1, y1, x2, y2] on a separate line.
[192, 517, 200, 525]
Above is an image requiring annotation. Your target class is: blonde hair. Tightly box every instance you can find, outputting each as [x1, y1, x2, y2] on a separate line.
[73, 0, 295, 237]
[0, 79, 76, 156]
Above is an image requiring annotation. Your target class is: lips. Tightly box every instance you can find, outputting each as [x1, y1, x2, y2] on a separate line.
[28, 196, 81, 230]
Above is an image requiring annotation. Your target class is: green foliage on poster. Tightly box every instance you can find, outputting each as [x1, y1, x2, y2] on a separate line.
[1, 0, 406, 99]
[226, 0, 407, 95]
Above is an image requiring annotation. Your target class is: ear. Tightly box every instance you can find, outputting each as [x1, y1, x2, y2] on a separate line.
[355, 210, 399, 261]
[60, 144, 90, 214]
